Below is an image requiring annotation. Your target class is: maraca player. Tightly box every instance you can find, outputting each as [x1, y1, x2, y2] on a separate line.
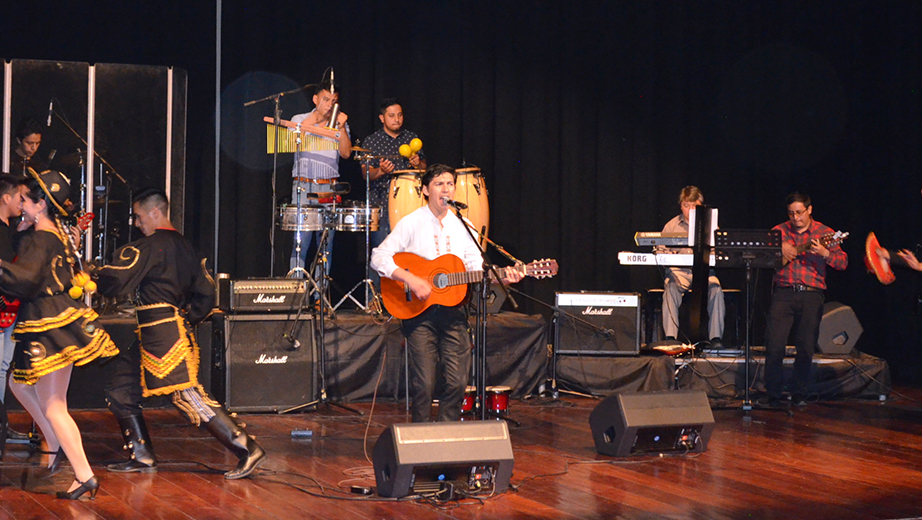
[362, 98, 426, 252]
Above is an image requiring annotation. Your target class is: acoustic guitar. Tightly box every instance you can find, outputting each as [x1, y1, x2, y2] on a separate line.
[380, 253, 558, 319]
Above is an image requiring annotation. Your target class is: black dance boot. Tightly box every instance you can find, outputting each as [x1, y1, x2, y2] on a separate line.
[107, 415, 157, 473]
[202, 407, 266, 480]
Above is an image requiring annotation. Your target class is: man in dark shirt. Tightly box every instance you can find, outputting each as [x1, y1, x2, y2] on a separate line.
[362, 99, 426, 285]
[759, 192, 847, 408]
[0, 174, 28, 452]
[94, 188, 266, 479]
[10, 119, 47, 177]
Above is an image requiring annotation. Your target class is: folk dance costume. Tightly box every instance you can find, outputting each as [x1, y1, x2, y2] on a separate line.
[0, 229, 118, 384]
[95, 229, 266, 479]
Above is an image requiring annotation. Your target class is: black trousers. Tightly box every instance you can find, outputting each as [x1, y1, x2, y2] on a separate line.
[763, 288, 824, 398]
[401, 305, 472, 423]
[105, 338, 144, 419]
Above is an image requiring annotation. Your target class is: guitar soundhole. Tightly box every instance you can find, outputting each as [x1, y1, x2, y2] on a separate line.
[432, 273, 449, 289]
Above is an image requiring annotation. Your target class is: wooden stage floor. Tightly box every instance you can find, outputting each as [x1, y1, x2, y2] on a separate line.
[2, 390, 922, 520]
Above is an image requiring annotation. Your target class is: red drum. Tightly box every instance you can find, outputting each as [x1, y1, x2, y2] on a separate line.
[485, 386, 511, 415]
[461, 386, 478, 415]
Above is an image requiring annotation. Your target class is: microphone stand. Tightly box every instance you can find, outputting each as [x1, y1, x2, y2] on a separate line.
[49, 109, 128, 266]
[243, 83, 312, 277]
[448, 205, 517, 424]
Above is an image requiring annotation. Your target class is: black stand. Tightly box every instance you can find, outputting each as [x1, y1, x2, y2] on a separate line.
[280, 228, 362, 416]
[448, 206, 518, 425]
[244, 84, 311, 277]
[714, 229, 786, 414]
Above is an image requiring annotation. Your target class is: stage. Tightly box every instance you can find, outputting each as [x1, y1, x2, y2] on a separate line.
[2, 390, 922, 518]
[47, 311, 891, 412]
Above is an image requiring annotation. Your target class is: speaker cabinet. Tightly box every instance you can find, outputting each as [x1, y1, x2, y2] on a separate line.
[556, 292, 640, 355]
[589, 390, 714, 456]
[818, 302, 863, 355]
[212, 314, 316, 412]
[372, 422, 515, 498]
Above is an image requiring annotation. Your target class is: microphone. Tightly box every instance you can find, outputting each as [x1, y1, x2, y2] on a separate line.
[284, 333, 300, 349]
[47, 99, 54, 126]
[328, 103, 340, 129]
[440, 197, 468, 210]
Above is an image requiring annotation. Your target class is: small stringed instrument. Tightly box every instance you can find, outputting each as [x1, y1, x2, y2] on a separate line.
[783, 230, 849, 266]
[380, 253, 558, 320]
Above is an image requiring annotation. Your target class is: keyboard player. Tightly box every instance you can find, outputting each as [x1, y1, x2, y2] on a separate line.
[658, 186, 725, 347]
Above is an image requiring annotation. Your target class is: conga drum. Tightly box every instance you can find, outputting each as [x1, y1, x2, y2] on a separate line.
[388, 170, 425, 230]
[454, 167, 490, 246]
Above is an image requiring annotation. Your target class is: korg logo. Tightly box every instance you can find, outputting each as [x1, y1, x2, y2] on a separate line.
[583, 306, 613, 316]
[255, 354, 288, 364]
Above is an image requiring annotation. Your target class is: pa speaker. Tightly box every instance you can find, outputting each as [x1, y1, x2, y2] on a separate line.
[818, 302, 863, 355]
[589, 390, 714, 456]
[372, 421, 514, 498]
[556, 292, 640, 355]
[212, 314, 316, 412]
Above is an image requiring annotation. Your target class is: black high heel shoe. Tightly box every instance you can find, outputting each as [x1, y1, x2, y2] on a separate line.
[56, 476, 99, 500]
[48, 447, 66, 476]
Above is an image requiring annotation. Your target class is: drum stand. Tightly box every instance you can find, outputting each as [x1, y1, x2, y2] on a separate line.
[286, 187, 333, 311]
[333, 151, 383, 317]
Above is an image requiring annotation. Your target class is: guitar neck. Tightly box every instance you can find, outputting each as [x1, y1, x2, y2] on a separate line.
[441, 268, 501, 287]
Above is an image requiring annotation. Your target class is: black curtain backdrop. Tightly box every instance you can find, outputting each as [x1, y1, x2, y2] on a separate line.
[3, 1, 922, 382]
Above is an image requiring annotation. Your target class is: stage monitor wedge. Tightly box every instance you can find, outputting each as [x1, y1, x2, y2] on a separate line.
[818, 302, 863, 355]
[373, 421, 514, 498]
[589, 389, 714, 456]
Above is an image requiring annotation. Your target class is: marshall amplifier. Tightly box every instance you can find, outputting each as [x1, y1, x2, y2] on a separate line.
[218, 278, 310, 313]
[211, 314, 316, 412]
[555, 292, 641, 355]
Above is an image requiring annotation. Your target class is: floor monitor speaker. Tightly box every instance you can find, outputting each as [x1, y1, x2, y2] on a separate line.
[589, 389, 714, 456]
[373, 421, 514, 498]
[818, 302, 863, 355]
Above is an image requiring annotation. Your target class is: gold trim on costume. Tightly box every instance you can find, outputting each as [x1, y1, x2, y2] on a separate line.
[98, 246, 141, 271]
[12, 328, 119, 385]
[137, 305, 201, 398]
[14, 306, 99, 334]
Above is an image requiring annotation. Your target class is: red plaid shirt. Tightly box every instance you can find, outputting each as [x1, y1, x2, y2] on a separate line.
[772, 219, 848, 290]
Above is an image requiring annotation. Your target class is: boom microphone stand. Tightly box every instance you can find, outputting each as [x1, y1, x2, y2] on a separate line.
[244, 83, 313, 277]
[447, 202, 517, 422]
[280, 226, 362, 416]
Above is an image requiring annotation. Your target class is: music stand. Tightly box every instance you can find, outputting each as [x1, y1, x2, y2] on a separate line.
[714, 229, 782, 411]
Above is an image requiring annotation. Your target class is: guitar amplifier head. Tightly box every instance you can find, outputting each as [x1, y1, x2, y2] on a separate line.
[218, 278, 309, 313]
[555, 292, 641, 355]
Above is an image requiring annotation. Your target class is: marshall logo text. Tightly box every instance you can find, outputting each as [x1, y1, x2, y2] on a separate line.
[256, 354, 288, 364]
[253, 294, 287, 304]
[582, 306, 613, 316]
